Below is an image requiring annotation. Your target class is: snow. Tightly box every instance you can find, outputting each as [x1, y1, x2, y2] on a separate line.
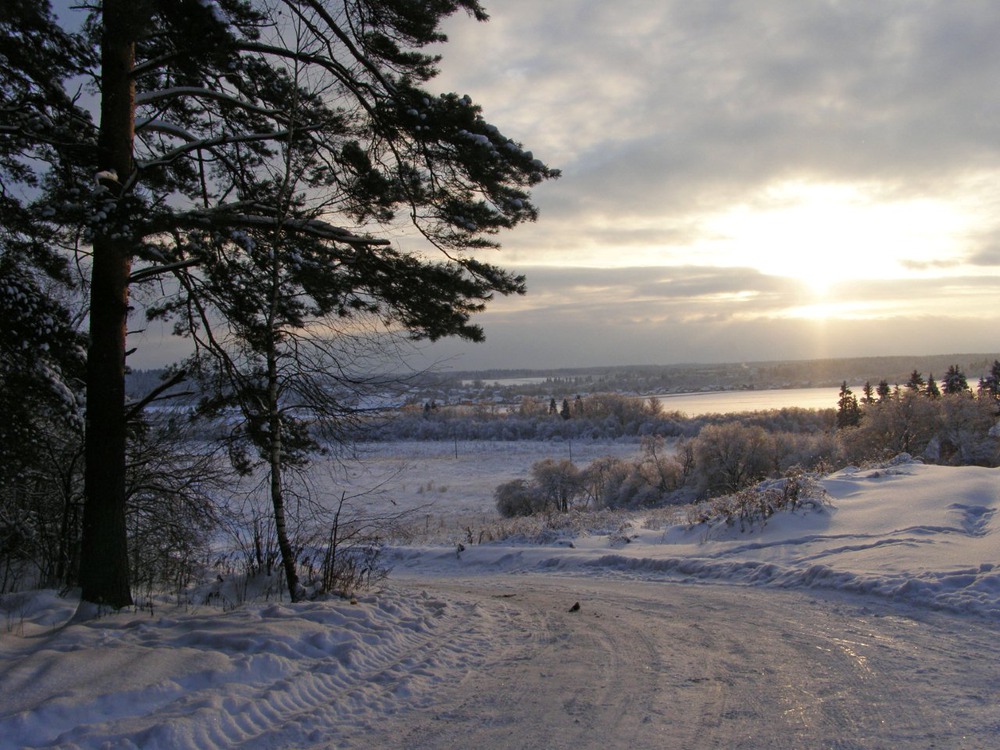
[389, 457, 1000, 615]
[2, 455, 1000, 748]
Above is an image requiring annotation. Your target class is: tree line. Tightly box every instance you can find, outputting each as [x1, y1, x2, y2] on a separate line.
[370, 393, 835, 441]
[493, 366, 1000, 517]
[834, 362, 1000, 466]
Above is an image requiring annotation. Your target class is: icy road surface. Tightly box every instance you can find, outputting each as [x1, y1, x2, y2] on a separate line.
[363, 576, 1000, 750]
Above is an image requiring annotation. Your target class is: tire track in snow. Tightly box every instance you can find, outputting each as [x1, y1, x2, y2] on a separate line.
[0, 591, 505, 750]
[365, 576, 1000, 750]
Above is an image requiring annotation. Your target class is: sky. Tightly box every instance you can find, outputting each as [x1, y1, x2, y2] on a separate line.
[398, 0, 1000, 371]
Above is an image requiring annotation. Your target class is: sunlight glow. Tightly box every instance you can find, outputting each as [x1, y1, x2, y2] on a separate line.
[781, 300, 894, 320]
[699, 181, 974, 295]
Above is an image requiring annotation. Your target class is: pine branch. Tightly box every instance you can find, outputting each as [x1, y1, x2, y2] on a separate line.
[129, 257, 200, 284]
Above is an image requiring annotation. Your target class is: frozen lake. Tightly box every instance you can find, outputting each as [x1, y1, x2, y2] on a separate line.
[654, 386, 840, 416]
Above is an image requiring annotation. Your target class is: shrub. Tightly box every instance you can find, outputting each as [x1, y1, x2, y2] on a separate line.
[581, 456, 634, 509]
[935, 394, 999, 466]
[530, 458, 584, 512]
[495, 479, 542, 518]
[686, 471, 830, 533]
[691, 423, 777, 496]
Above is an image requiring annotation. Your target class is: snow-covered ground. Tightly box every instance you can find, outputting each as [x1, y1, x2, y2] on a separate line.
[3, 455, 1000, 748]
[334, 439, 640, 533]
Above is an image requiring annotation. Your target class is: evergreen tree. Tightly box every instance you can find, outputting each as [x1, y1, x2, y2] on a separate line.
[876, 379, 892, 402]
[943, 364, 969, 395]
[861, 381, 875, 404]
[978, 360, 1000, 403]
[925, 373, 941, 399]
[1, 0, 92, 593]
[5, 0, 557, 606]
[906, 370, 925, 393]
[836, 381, 861, 428]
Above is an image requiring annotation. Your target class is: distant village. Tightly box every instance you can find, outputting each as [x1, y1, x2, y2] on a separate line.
[128, 352, 1000, 413]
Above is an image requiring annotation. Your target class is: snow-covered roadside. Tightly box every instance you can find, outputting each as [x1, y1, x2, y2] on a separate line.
[2, 457, 1000, 749]
[0, 587, 507, 749]
[393, 458, 1000, 618]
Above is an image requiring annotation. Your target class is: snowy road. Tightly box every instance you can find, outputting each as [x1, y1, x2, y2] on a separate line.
[360, 576, 1000, 750]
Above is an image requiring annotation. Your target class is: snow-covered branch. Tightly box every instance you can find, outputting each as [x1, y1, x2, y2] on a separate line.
[135, 127, 294, 172]
[129, 258, 201, 284]
[136, 87, 288, 120]
[180, 211, 391, 247]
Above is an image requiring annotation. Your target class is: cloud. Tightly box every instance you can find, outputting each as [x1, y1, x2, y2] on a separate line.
[392, 1, 1000, 369]
[409, 263, 1000, 370]
[131, 2, 1000, 372]
[440, 1, 1000, 220]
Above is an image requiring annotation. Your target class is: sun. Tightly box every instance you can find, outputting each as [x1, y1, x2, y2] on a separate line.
[699, 181, 971, 295]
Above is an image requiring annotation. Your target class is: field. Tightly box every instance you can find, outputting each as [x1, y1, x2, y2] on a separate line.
[321, 438, 644, 540]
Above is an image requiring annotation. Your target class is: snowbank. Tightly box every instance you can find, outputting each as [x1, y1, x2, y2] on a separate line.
[0, 589, 500, 749]
[391, 459, 1000, 617]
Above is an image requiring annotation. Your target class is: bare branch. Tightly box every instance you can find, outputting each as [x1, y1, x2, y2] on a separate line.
[124, 368, 189, 423]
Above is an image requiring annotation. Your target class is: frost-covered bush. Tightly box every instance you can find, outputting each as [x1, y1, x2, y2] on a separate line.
[495, 479, 543, 518]
[496, 428, 836, 516]
[690, 423, 777, 496]
[580, 456, 635, 509]
[934, 394, 999, 466]
[580, 437, 690, 509]
[530, 458, 584, 512]
[838, 390, 937, 464]
[495, 459, 585, 517]
[838, 391, 999, 467]
[686, 472, 830, 533]
[771, 430, 842, 474]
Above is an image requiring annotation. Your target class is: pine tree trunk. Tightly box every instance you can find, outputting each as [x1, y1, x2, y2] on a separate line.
[78, 0, 135, 608]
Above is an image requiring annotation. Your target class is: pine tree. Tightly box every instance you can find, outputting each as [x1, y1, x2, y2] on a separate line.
[925, 373, 941, 399]
[1, 0, 557, 606]
[836, 381, 861, 428]
[943, 364, 969, 395]
[1, 0, 92, 593]
[905, 370, 925, 393]
[978, 360, 1000, 404]
[876, 379, 892, 402]
[861, 381, 875, 404]
[0, 0, 91, 455]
